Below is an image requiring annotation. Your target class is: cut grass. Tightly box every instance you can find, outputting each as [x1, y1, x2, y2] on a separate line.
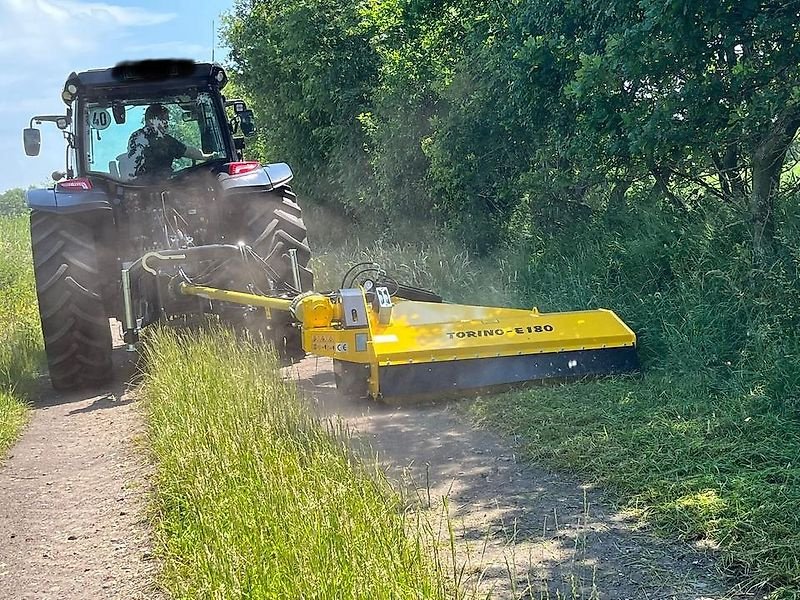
[467, 374, 800, 598]
[0, 215, 41, 456]
[142, 327, 450, 599]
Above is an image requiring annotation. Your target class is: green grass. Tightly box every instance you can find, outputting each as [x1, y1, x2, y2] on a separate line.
[467, 376, 800, 598]
[0, 215, 41, 456]
[142, 327, 450, 599]
[305, 204, 519, 308]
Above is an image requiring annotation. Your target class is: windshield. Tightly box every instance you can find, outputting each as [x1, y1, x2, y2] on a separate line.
[82, 91, 227, 182]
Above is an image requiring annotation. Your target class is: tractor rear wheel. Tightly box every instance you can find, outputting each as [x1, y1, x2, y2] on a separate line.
[240, 188, 314, 360]
[242, 188, 314, 293]
[30, 211, 113, 391]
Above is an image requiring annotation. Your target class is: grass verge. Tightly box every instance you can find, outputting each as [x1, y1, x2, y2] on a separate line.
[467, 375, 800, 598]
[142, 327, 449, 598]
[0, 215, 41, 456]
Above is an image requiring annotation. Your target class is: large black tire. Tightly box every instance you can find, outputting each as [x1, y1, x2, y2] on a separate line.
[30, 212, 113, 391]
[242, 188, 314, 292]
[239, 188, 313, 361]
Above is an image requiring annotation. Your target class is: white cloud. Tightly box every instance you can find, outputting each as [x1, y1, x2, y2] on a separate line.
[54, 0, 175, 26]
[0, 0, 178, 189]
[2, 0, 174, 26]
[0, 0, 175, 57]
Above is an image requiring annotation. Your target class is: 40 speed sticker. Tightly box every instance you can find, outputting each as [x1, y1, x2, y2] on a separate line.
[445, 325, 554, 340]
[88, 107, 111, 130]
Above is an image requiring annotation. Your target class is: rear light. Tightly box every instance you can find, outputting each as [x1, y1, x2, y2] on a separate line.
[57, 178, 93, 191]
[227, 161, 261, 176]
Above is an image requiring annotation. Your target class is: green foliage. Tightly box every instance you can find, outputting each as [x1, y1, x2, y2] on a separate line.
[142, 327, 449, 598]
[223, 0, 800, 252]
[222, 0, 379, 214]
[0, 188, 26, 217]
[0, 216, 42, 455]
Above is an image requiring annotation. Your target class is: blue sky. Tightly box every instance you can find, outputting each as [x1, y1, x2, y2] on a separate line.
[0, 0, 234, 192]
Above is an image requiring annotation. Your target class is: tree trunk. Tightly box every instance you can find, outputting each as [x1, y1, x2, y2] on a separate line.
[750, 157, 779, 263]
[607, 178, 632, 212]
[749, 117, 800, 266]
[650, 169, 687, 211]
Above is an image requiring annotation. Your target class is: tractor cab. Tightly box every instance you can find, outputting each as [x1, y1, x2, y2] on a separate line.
[23, 59, 256, 185]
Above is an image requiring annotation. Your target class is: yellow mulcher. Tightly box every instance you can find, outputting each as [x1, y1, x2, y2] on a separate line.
[172, 259, 638, 401]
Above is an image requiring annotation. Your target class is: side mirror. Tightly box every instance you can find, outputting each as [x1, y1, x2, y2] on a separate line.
[23, 128, 41, 156]
[112, 104, 126, 125]
[239, 110, 256, 137]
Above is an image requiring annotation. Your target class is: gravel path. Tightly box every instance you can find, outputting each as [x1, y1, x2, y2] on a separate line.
[0, 345, 158, 600]
[286, 356, 740, 600]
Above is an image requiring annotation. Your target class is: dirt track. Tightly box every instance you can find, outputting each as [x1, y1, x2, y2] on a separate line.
[287, 356, 737, 600]
[0, 345, 158, 600]
[1, 343, 738, 599]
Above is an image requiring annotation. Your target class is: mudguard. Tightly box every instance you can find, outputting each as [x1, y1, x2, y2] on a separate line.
[218, 162, 294, 196]
[27, 187, 112, 214]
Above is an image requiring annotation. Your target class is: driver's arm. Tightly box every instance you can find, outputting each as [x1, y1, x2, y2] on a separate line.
[183, 145, 215, 161]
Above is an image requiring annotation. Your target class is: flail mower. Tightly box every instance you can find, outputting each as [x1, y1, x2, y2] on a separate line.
[150, 253, 639, 401]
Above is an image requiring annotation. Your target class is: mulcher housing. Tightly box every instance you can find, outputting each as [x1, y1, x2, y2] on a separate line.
[180, 284, 639, 400]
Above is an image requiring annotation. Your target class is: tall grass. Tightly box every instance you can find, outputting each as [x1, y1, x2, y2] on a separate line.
[0, 215, 41, 455]
[305, 204, 519, 308]
[142, 327, 449, 599]
[305, 198, 800, 598]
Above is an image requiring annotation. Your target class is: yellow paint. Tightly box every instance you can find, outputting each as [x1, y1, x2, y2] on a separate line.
[294, 294, 336, 327]
[180, 284, 294, 312]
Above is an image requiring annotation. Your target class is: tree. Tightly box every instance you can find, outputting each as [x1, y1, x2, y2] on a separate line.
[0, 188, 26, 217]
[222, 0, 379, 213]
[542, 0, 800, 262]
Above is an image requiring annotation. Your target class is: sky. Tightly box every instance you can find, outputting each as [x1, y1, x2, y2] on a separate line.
[0, 0, 234, 192]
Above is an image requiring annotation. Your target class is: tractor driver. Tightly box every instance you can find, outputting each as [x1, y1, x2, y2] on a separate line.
[127, 103, 213, 179]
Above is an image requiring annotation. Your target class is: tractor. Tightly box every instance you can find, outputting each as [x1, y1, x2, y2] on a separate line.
[23, 59, 313, 391]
